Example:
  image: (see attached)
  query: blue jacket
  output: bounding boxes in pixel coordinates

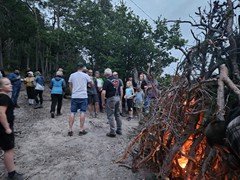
[35,76,45,86]
[8,73,21,87]
[50,77,66,94]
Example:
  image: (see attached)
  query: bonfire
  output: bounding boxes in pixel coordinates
[116,64,240,179]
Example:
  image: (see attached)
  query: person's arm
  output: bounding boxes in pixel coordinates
[120,86,123,101]
[0,106,12,134]
[101,90,106,108]
[49,79,53,89]
[69,82,72,94]
[62,79,66,88]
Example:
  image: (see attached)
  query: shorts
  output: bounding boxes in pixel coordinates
[0,132,15,151]
[127,99,133,111]
[71,98,88,113]
[134,102,143,109]
[88,94,99,105]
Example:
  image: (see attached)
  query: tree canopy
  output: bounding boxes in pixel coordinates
[0,0,186,81]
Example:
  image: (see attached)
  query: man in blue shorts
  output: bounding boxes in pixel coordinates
[68,63,93,136]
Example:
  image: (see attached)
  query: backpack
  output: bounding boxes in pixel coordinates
[107,79,120,96]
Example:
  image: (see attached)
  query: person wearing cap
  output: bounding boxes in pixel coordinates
[24,71,35,105]
[68,63,93,136]
[8,69,22,108]
[49,71,66,118]
[112,72,124,116]
[101,68,123,137]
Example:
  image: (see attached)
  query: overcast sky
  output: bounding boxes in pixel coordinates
[110,0,211,73]
[112,0,208,42]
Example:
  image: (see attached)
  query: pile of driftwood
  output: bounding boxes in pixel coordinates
[117,64,240,179]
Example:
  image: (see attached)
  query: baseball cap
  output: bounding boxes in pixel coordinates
[77,62,85,68]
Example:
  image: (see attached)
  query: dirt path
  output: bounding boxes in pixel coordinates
[0,89,147,180]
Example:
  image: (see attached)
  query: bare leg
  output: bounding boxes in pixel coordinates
[129,108,133,117]
[94,102,99,113]
[69,113,75,131]
[80,112,86,131]
[4,149,15,172]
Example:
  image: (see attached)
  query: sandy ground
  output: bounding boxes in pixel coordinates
[0,88,149,180]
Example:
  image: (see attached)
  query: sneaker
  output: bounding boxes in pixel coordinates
[106,133,116,137]
[34,104,40,109]
[79,130,88,136]
[39,104,43,108]
[116,130,122,135]
[56,113,62,116]
[8,172,24,180]
[94,112,98,118]
[128,117,133,121]
[51,112,55,118]
[68,131,73,136]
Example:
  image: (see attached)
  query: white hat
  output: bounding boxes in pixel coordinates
[104,68,112,75]
[28,71,33,75]
[56,71,63,76]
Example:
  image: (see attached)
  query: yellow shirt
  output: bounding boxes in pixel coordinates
[24,77,35,87]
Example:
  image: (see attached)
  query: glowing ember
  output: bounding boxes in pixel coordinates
[178,156,188,169]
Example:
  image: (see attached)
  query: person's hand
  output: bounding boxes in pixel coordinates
[102,102,105,108]
[5,128,12,134]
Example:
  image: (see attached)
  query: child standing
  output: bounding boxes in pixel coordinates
[0,78,23,180]
[134,86,144,120]
[124,81,135,121]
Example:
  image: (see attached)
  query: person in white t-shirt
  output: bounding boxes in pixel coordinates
[68,63,93,136]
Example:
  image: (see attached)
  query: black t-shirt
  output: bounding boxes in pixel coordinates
[102,76,122,98]
[137,80,147,91]
[0,94,15,133]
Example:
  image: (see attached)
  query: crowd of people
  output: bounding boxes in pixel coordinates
[0,64,160,179]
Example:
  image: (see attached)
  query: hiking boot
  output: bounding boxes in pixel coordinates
[51,112,55,118]
[79,130,88,136]
[8,172,24,180]
[68,131,73,136]
[116,130,122,135]
[106,133,116,137]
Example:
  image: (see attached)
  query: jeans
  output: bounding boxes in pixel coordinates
[106,96,122,134]
[11,85,21,105]
[51,94,63,114]
[70,98,88,113]
[144,96,149,112]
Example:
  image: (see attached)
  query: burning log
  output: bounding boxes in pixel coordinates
[116,65,240,179]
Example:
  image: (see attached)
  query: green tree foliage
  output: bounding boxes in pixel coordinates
[0,0,186,81]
